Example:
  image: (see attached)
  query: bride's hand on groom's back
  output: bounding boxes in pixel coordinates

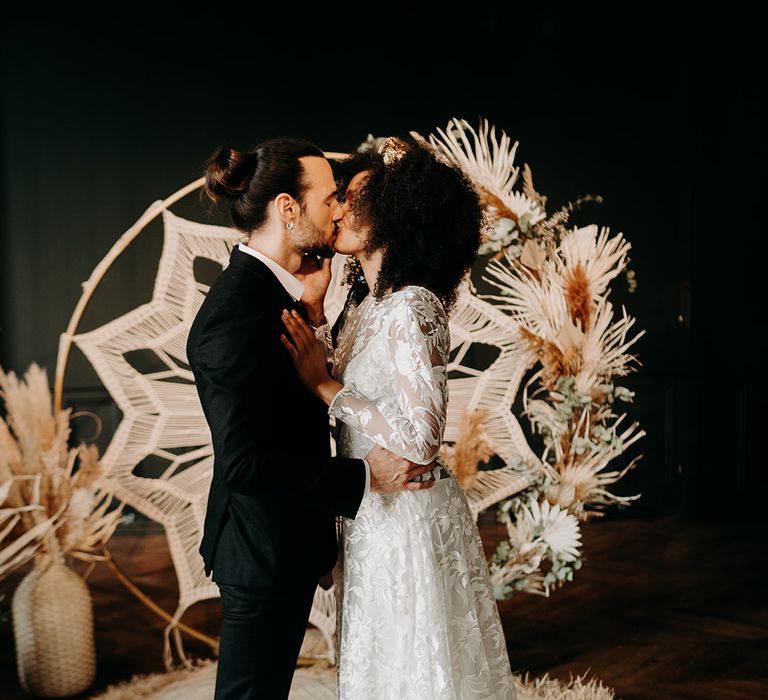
[366,446,438,493]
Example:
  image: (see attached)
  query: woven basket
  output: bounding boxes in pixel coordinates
[12,556,96,697]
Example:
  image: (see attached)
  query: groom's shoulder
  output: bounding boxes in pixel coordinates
[204,261,273,304]
[191,266,272,333]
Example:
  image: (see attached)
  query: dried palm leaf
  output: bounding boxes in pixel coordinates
[412,118,546,229]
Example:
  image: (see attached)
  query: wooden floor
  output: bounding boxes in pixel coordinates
[1,513,766,699]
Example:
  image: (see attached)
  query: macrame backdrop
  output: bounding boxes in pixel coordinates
[65,184,537,666]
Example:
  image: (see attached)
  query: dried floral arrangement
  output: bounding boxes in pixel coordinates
[0,363,123,578]
[364,119,645,598]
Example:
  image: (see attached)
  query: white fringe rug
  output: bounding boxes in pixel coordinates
[88,659,616,700]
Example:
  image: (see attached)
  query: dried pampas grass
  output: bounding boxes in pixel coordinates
[0,476,59,578]
[440,408,494,491]
[564,265,593,333]
[515,671,615,699]
[0,363,122,578]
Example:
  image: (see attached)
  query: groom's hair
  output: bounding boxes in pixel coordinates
[201,137,325,232]
[335,136,483,313]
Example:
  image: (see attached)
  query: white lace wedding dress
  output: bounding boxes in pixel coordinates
[325,285,517,700]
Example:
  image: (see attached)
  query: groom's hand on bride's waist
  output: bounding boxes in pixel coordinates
[365,446,438,493]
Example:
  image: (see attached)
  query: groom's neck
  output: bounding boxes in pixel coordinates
[245,232,302,275]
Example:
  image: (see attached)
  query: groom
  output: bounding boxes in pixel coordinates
[187,137,437,700]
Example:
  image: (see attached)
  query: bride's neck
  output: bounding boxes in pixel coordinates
[357,249,384,295]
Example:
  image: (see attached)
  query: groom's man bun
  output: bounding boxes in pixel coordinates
[204,147,257,200]
[201,138,325,233]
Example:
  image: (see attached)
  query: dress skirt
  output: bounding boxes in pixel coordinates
[334,472,517,700]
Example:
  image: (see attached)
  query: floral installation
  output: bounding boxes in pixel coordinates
[0,363,123,578]
[412,118,646,598]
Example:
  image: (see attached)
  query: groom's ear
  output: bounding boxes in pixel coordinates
[273,192,298,226]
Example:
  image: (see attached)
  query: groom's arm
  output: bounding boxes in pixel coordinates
[189,300,365,519]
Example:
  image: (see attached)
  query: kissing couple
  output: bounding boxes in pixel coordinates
[187,134,517,699]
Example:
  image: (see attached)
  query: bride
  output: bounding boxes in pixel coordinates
[280,136,517,699]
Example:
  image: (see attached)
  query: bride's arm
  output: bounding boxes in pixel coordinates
[326,289,449,465]
[280,288,448,465]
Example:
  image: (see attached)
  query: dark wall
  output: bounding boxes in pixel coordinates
[1,10,761,517]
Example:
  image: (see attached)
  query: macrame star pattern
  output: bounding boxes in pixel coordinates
[72,205,538,666]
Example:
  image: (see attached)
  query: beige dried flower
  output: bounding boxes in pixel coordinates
[0,363,123,577]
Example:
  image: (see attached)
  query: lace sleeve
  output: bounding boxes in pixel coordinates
[313,321,333,357]
[328,288,449,464]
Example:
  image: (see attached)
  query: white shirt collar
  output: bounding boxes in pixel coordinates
[237,243,304,302]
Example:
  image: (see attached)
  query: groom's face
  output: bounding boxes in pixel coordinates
[291,156,343,258]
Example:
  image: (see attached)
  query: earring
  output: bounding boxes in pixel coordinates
[286,222,295,230]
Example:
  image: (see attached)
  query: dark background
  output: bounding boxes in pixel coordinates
[0,8,763,520]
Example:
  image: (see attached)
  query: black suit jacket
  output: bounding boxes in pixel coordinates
[186,246,366,587]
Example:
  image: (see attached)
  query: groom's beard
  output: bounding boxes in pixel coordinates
[294,217,337,259]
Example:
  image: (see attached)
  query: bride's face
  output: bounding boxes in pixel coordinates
[334,170,371,256]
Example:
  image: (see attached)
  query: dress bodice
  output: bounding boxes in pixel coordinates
[328,285,450,466]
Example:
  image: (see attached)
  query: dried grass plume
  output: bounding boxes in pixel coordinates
[0,363,123,578]
[440,408,495,491]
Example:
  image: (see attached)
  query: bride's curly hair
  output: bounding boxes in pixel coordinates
[333,136,483,313]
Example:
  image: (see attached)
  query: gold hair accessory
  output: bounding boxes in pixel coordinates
[378,137,408,166]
